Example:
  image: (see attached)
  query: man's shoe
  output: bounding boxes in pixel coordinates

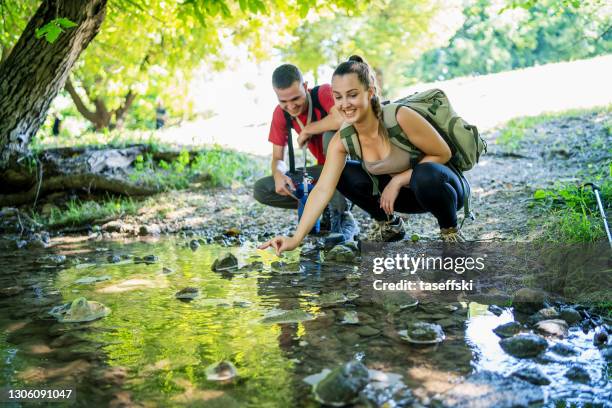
[440,227,466,243]
[367,215,405,242]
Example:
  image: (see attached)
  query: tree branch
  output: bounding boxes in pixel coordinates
[64,78,100,124]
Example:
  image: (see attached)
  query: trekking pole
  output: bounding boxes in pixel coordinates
[583,182,612,249]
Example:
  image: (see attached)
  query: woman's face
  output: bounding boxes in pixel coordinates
[332,73,373,124]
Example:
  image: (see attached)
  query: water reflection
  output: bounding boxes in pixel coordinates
[0,237,609,407]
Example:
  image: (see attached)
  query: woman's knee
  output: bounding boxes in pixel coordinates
[410,162,447,191]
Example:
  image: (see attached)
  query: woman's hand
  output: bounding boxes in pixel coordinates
[258,236,299,256]
[380,179,402,215]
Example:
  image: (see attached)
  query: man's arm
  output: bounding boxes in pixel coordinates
[297,106,343,148]
[271,144,296,198]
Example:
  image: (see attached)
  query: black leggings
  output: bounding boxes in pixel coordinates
[336,161,466,229]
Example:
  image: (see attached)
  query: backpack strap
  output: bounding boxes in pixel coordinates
[339,123,381,196]
[382,103,424,168]
[310,85,327,120]
[283,110,295,173]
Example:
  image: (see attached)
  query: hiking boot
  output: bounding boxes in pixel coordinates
[330,210,360,242]
[440,227,466,243]
[367,215,406,242]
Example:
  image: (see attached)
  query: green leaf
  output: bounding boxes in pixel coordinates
[533,189,548,200]
[55,17,77,28]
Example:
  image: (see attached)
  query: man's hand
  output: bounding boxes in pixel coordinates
[297,129,312,148]
[258,236,299,256]
[274,172,298,199]
[380,179,402,215]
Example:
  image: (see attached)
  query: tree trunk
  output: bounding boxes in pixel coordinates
[113,90,137,130]
[0,0,108,171]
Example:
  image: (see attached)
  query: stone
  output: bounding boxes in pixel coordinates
[189,239,200,251]
[311,361,369,407]
[535,319,568,338]
[559,307,581,325]
[487,304,504,316]
[0,286,24,298]
[326,244,357,263]
[499,334,548,358]
[564,365,590,384]
[527,307,560,325]
[593,326,609,346]
[512,288,547,314]
[549,342,579,356]
[261,309,315,324]
[107,255,121,264]
[356,325,380,337]
[139,224,161,236]
[511,367,551,385]
[600,346,612,362]
[212,253,238,272]
[143,255,158,264]
[493,322,522,338]
[175,287,199,300]
[435,371,544,408]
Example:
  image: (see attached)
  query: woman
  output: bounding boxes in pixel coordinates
[259,56,467,256]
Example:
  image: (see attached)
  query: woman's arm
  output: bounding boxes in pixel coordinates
[259,133,348,255]
[379,107,451,214]
[396,106,451,168]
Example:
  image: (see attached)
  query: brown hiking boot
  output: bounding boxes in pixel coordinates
[367,215,406,242]
[440,227,466,243]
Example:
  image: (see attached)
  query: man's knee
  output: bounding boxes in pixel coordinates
[253,176,273,205]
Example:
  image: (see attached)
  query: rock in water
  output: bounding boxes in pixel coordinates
[107,255,121,264]
[499,334,547,358]
[512,288,547,314]
[527,307,560,325]
[559,307,581,325]
[564,365,590,384]
[326,244,357,263]
[212,253,238,272]
[511,367,551,385]
[312,360,369,407]
[435,371,544,408]
[593,326,609,346]
[493,322,522,338]
[535,319,568,338]
[550,342,579,356]
[260,309,314,324]
[48,297,110,323]
[205,361,237,382]
[189,240,200,251]
[175,287,199,300]
[398,322,445,345]
[487,304,504,316]
[143,255,158,264]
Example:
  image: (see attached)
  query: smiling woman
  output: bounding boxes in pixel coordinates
[258,55,469,255]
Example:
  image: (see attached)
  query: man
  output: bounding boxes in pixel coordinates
[253,64,358,242]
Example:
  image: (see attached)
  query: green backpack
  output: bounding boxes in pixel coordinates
[339,88,487,225]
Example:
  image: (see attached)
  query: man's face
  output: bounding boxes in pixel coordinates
[274,81,308,117]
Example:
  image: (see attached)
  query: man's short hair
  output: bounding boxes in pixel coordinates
[272,64,303,89]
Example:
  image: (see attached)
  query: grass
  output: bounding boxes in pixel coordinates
[31,196,139,228]
[495,104,612,151]
[531,173,611,243]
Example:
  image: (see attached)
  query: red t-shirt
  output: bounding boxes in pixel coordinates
[268,84,335,165]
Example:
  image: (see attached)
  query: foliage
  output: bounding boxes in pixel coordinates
[404,0,611,83]
[31,196,139,228]
[34,17,77,43]
[279,0,457,94]
[130,145,266,189]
